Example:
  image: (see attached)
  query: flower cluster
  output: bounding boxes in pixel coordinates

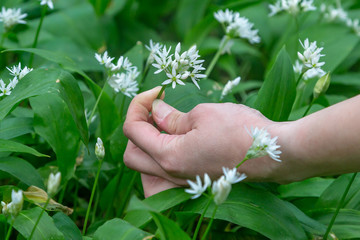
[245,127,282,162]
[0,63,33,97]
[220,76,241,100]
[95,51,140,98]
[151,43,206,89]
[268,0,316,16]
[1,189,24,219]
[185,167,246,205]
[145,39,163,64]
[0,7,27,31]
[214,9,260,44]
[40,0,54,9]
[295,38,326,80]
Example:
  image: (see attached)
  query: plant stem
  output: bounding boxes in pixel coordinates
[29,6,47,67]
[302,98,315,117]
[119,94,127,119]
[156,85,166,99]
[236,156,249,168]
[29,197,51,240]
[140,59,151,87]
[296,71,305,87]
[91,185,100,224]
[200,205,218,240]
[5,219,14,240]
[192,197,213,240]
[323,173,358,239]
[205,36,230,77]
[82,158,103,235]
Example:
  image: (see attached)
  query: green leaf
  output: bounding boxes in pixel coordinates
[150,212,191,240]
[0,157,44,188]
[0,139,49,157]
[184,184,307,239]
[88,0,111,16]
[0,117,33,139]
[13,207,64,240]
[278,177,334,198]
[124,188,190,228]
[0,68,88,145]
[30,94,81,181]
[254,46,296,121]
[53,212,82,240]
[93,218,152,240]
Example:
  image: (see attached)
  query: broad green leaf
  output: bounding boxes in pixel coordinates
[53,212,82,240]
[151,212,191,240]
[124,188,191,228]
[254,46,296,121]
[0,68,88,145]
[88,0,111,16]
[0,117,33,139]
[0,157,44,188]
[30,94,81,181]
[278,177,334,198]
[184,184,307,239]
[0,139,49,157]
[13,207,64,240]
[93,218,152,240]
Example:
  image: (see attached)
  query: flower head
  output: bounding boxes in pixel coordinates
[0,7,27,30]
[185,173,211,199]
[222,167,247,184]
[220,76,241,100]
[0,79,12,97]
[145,39,163,63]
[245,127,282,162]
[40,0,54,9]
[7,63,33,80]
[268,0,316,17]
[212,176,232,205]
[95,51,115,69]
[95,137,105,160]
[47,172,61,196]
[2,189,24,219]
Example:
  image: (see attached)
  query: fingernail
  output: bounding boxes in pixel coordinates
[152,99,172,121]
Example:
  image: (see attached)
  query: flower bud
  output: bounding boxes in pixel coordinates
[95,137,105,160]
[3,190,24,219]
[313,72,331,100]
[212,176,231,205]
[47,172,61,197]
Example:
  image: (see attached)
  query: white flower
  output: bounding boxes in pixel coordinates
[7,63,33,80]
[3,190,24,218]
[145,39,162,63]
[245,127,282,162]
[214,9,235,25]
[347,19,360,37]
[108,72,139,98]
[95,51,114,69]
[162,66,185,89]
[212,176,232,205]
[111,56,124,72]
[0,7,27,30]
[189,66,206,89]
[152,46,172,74]
[268,0,316,16]
[324,5,348,22]
[222,167,247,184]
[293,60,303,74]
[269,1,283,17]
[1,201,9,215]
[47,172,61,196]
[300,0,316,12]
[297,38,326,79]
[226,14,260,44]
[0,79,12,97]
[185,173,211,199]
[40,0,54,9]
[303,67,326,80]
[220,76,241,100]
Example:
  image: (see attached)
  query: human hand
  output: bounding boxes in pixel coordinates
[123,87,306,196]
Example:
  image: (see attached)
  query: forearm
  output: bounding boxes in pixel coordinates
[277,95,360,182]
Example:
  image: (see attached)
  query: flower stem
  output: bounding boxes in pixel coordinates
[88,79,108,127]
[140,59,151,86]
[296,71,305,87]
[205,36,230,77]
[29,6,47,67]
[236,156,249,168]
[323,172,358,239]
[156,85,166,99]
[200,205,218,240]
[192,197,213,240]
[5,219,14,240]
[29,197,51,240]
[83,158,103,235]
[302,98,315,117]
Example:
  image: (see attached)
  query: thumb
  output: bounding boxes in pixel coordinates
[152,99,192,134]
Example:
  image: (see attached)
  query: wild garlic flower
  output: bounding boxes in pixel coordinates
[245,127,281,162]
[222,167,247,184]
[268,0,316,17]
[7,63,33,80]
[347,19,360,37]
[95,51,140,98]
[321,4,348,22]
[297,38,326,80]
[214,9,260,44]
[220,76,241,100]
[0,7,27,30]
[2,189,24,219]
[0,79,12,97]
[152,43,206,89]
[95,137,105,160]
[212,176,231,205]
[185,173,211,199]
[40,0,54,9]
[145,39,163,64]
[47,172,61,196]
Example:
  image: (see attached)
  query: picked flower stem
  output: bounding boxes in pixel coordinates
[28,196,51,240]
[200,205,218,240]
[205,36,230,77]
[156,85,166,99]
[323,172,357,239]
[29,6,47,67]
[236,156,249,168]
[192,197,213,240]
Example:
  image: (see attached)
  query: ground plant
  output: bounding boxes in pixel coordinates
[0,0,360,239]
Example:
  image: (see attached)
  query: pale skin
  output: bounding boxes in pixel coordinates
[123,87,360,197]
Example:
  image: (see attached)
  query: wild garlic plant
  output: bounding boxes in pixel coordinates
[0,63,33,98]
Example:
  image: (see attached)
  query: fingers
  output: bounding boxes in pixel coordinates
[141,174,180,198]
